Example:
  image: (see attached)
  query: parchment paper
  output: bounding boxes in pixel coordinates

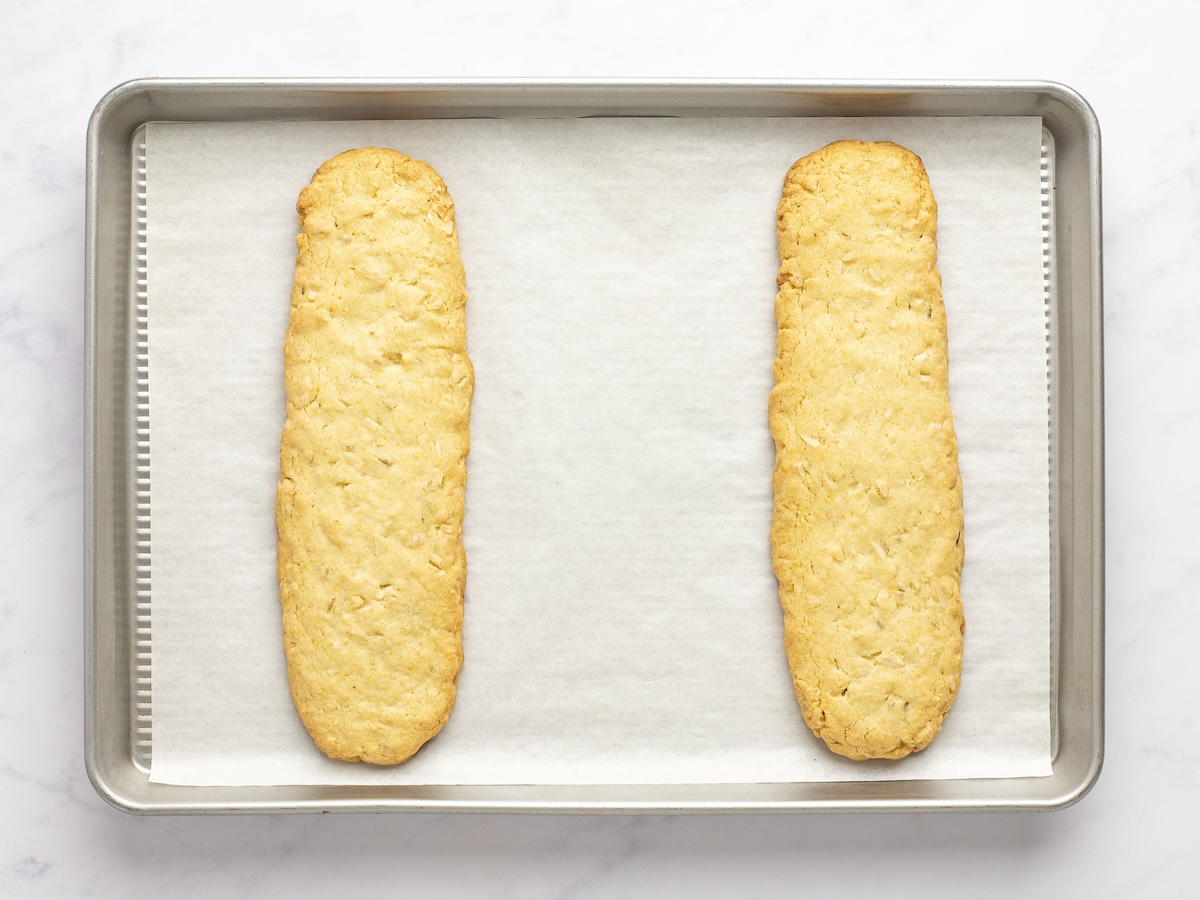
[145,116,1051,786]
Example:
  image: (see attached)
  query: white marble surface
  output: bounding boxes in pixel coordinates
[0,0,1195,895]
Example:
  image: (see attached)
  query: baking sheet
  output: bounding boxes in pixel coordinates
[144,116,1051,786]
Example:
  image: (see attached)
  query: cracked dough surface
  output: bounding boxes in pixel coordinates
[770,140,964,761]
[276,147,472,765]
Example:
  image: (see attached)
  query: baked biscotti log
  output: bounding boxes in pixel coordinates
[770,140,964,761]
[276,147,472,765]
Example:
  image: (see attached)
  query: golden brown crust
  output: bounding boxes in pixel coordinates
[276,147,472,764]
[770,140,964,761]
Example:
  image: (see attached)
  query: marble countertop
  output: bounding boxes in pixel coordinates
[2,0,1196,895]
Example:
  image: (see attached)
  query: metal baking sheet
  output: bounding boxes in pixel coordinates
[85,79,1103,814]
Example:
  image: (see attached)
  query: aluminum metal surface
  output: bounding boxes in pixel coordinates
[85,79,1103,815]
